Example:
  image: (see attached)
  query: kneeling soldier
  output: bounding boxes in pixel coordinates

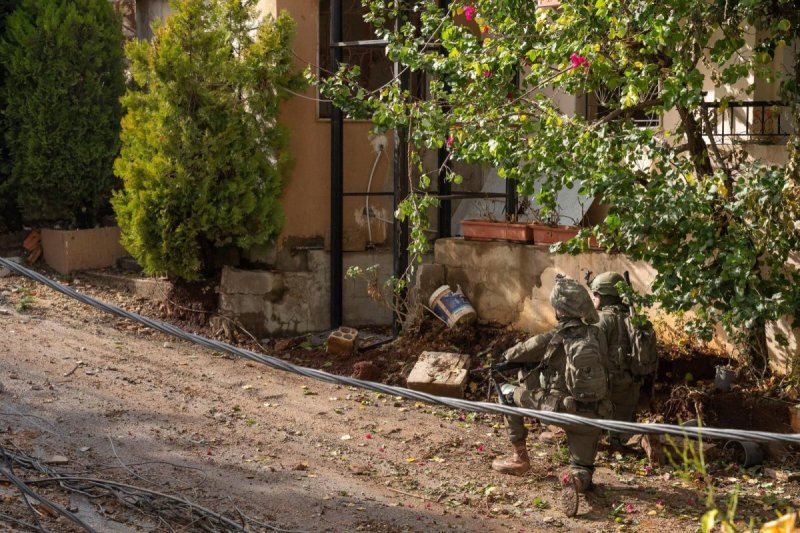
[491,275,612,517]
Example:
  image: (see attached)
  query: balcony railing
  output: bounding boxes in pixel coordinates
[700,100,792,144]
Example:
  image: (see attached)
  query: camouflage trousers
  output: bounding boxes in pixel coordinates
[609,376,641,444]
[505,387,602,479]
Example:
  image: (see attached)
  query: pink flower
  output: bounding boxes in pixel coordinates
[477,444,486,453]
[378,446,385,452]
[570,53,589,70]
[365,433,373,440]
[625,503,635,514]
[463,5,476,21]
[446,135,454,148]
[483,70,492,78]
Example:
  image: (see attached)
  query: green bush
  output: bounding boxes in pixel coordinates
[2,0,125,228]
[113,0,304,281]
[0,0,22,232]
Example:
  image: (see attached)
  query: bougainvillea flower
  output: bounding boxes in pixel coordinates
[483,69,491,78]
[446,135,454,147]
[463,5,476,21]
[570,53,589,70]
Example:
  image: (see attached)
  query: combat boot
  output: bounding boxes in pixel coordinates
[560,469,592,517]
[491,440,530,475]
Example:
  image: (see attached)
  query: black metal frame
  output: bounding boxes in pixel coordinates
[700,100,791,142]
[328,0,516,330]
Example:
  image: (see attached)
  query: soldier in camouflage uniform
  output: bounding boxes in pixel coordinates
[590,271,637,446]
[491,275,611,517]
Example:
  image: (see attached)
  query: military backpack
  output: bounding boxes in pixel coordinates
[623,315,659,377]
[549,325,608,403]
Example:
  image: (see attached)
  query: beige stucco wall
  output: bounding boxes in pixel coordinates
[429,238,741,355]
[272,0,393,250]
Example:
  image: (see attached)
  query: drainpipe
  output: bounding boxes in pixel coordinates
[437,0,452,238]
[330,0,344,329]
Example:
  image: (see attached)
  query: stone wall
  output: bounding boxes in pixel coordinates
[218,248,394,337]
[219,249,330,337]
[422,238,800,374]
[426,238,655,333]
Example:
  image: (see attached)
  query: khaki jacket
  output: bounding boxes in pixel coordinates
[596,304,633,384]
[503,318,607,394]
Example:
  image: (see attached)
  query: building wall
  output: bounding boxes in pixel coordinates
[272,0,394,250]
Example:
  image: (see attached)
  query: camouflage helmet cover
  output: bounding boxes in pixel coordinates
[549,275,599,323]
[590,271,625,297]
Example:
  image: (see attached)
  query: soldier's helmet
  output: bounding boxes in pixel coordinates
[589,271,625,297]
[550,274,599,323]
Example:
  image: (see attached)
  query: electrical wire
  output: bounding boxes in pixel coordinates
[1,257,798,445]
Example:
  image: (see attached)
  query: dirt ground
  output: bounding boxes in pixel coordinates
[1,270,799,532]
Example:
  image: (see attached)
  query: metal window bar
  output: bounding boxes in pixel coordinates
[328,0,516,331]
[700,100,791,144]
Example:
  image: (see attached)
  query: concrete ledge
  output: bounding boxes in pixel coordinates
[434,238,654,332]
[78,270,171,302]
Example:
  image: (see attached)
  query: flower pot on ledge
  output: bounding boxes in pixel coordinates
[529,224,580,245]
[461,219,533,243]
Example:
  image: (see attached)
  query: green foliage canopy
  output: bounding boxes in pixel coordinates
[2,0,124,228]
[113,0,305,281]
[320,0,800,359]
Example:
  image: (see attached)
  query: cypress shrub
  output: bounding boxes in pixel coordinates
[113,0,304,281]
[2,0,125,228]
[0,0,21,232]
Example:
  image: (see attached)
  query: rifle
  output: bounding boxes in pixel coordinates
[470,361,533,406]
[623,270,635,317]
[469,360,530,375]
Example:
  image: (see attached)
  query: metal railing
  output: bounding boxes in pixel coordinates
[700,100,792,143]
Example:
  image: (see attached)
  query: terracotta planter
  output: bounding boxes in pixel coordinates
[461,219,533,243]
[41,227,129,275]
[529,224,580,245]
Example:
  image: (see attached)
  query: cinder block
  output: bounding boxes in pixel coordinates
[220,266,284,299]
[327,327,359,356]
[406,351,471,398]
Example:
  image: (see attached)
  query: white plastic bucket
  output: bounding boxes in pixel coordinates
[428,285,476,328]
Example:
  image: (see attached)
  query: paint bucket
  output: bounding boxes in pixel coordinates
[723,440,764,467]
[714,366,735,392]
[428,285,476,328]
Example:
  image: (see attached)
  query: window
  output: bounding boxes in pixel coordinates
[318,0,394,119]
[585,85,660,128]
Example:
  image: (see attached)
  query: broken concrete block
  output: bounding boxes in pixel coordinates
[406,351,471,398]
[327,327,359,356]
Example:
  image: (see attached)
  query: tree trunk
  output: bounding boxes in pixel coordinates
[747,319,770,377]
[676,105,713,177]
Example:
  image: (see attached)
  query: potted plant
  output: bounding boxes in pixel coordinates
[461,201,533,243]
[524,207,580,245]
[3,0,126,274]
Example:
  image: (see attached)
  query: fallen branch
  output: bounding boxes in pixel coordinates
[386,486,435,502]
[2,446,305,533]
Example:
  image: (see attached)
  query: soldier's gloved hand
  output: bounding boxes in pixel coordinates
[500,383,517,406]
